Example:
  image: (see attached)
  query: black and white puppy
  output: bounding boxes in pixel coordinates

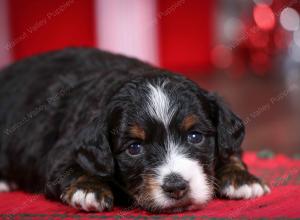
[0,48,270,213]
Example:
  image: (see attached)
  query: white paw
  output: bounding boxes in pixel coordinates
[62,190,112,212]
[222,183,270,199]
[0,181,15,192]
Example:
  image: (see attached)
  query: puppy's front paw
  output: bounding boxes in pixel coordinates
[61,176,113,212]
[218,170,270,199]
[62,189,113,212]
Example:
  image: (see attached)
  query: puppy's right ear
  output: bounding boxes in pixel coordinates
[207,93,245,160]
[74,118,114,178]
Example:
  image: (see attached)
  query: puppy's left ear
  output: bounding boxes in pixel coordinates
[208,93,245,160]
[74,118,114,178]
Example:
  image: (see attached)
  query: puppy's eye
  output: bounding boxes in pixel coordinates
[187,131,203,144]
[127,143,143,156]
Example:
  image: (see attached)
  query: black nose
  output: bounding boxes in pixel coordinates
[161,173,188,200]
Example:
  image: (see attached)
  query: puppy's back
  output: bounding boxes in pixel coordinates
[0,47,152,190]
[0,47,147,134]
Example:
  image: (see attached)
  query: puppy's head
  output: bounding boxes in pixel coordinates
[76,73,245,213]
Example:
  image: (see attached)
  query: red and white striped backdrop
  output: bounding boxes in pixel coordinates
[0,0,214,76]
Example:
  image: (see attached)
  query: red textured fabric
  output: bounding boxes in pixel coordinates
[0,152,300,219]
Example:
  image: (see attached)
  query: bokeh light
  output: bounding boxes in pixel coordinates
[253,4,275,30]
[280,7,300,31]
[223,17,244,42]
[249,30,269,48]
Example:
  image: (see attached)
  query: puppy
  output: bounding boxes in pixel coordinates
[0,48,270,213]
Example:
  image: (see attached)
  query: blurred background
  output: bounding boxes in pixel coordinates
[0,0,299,155]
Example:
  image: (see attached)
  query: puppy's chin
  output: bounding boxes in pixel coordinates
[137,197,209,214]
[134,188,213,213]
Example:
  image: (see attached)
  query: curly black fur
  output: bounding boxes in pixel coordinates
[0,47,266,213]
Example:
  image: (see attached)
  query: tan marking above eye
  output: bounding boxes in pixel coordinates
[129,124,146,140]
[181,114,199,131]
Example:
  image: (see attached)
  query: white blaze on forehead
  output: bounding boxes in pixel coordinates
[147,83,175,126]
[153,138,212,207]
[146,82,212,208]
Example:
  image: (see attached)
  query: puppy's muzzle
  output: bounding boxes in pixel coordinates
[161,173,188,200]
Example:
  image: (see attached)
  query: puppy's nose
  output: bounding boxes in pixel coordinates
[162,173,188,200]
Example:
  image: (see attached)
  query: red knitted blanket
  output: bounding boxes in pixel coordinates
[0,152,299,219]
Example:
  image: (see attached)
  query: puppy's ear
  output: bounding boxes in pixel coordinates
[74,118,114,178]
[208,93,245,160]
